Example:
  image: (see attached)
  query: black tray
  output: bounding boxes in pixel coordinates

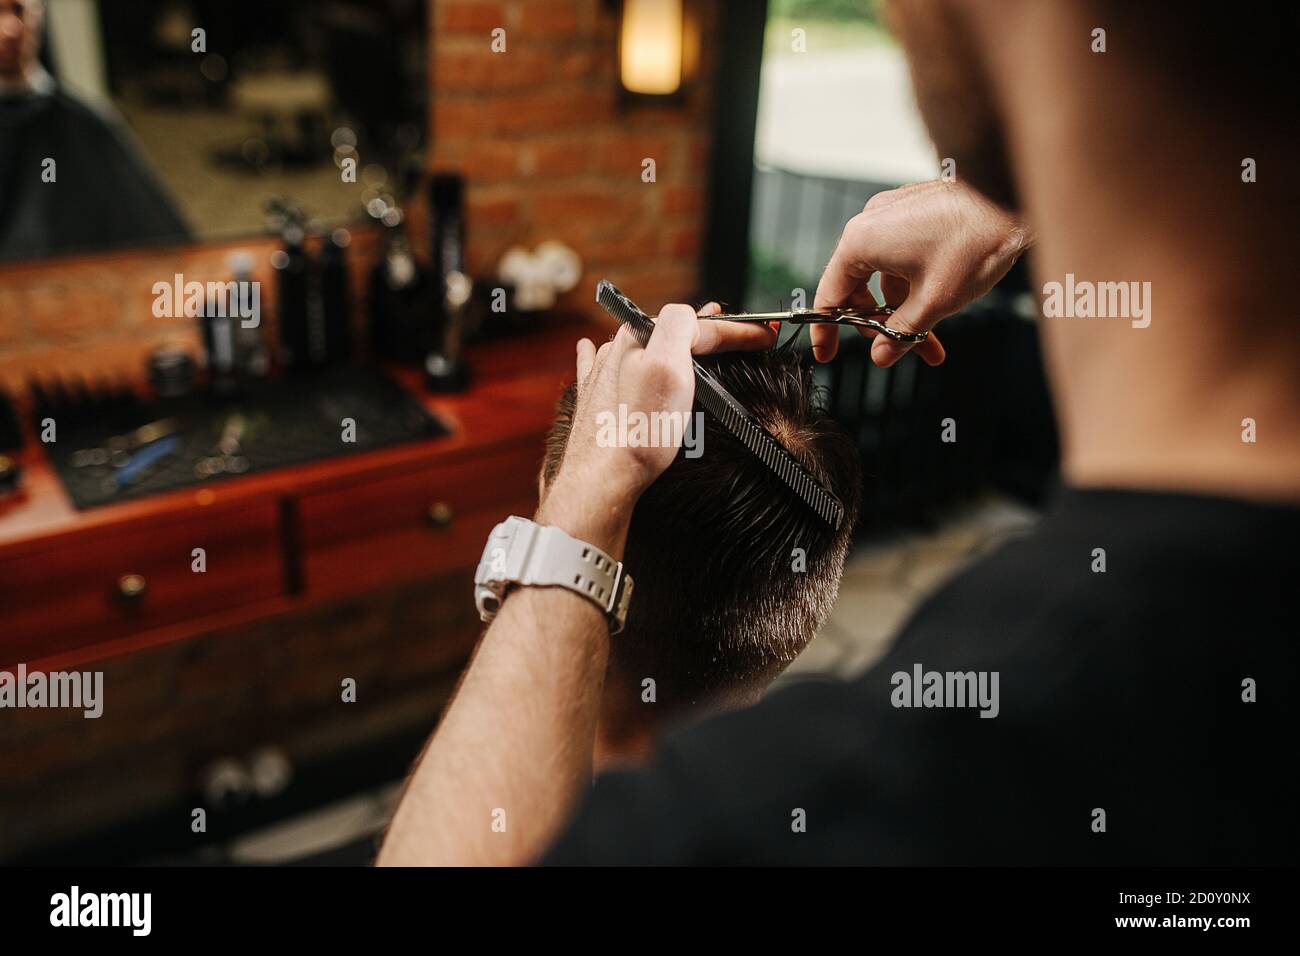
[43,367,448,510]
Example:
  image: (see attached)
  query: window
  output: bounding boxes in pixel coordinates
[747,1,937,307]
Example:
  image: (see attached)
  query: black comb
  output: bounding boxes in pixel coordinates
[595,280,844,530]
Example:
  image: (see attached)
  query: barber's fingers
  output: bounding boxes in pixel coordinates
[644,303,698,365]
[687,300,778,353]
[815,236,875,313]
[575,337,596,384]
[693,318,777,354]
[872,273,946,367]
[879,272,909,310]
[869,291,947,368]
[813,230,879,362]
[591,324,636,372]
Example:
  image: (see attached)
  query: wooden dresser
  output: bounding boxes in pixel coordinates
[0,318,597,861]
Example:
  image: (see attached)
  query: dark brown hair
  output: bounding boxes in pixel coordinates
[543,347,862,708]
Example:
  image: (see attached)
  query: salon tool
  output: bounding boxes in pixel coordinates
[424,269,472,393]
[595,280,844,530]
[195,413,250,478]
[44,368,446,511]
[273,219,312,371]
[229,252,270,379]
[71,418,180,469]
[110,434,182,492]
[317,228,353,366]
[200,280,238,392]
[148,346,197,398]
[429,172,468,337]
[697,306,929,344]
[424,173,473,392]
[369,209,433,362]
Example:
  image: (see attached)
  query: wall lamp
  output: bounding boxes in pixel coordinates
[610,0,698,104]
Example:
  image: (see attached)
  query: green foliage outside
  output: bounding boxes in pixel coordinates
[764,0,893,55]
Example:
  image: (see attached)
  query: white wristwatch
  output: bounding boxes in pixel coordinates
[473,516,634,634]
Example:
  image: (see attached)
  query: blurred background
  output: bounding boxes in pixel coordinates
[0,0,1055,864]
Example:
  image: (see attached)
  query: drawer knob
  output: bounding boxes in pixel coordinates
[425,501,455,529]
[116,573,148,602]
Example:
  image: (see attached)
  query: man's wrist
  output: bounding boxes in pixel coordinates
[535,472,635,559]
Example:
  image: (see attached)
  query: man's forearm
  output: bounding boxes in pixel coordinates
[377,483,629,866]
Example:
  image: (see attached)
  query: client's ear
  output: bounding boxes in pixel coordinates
[537,467,548,506]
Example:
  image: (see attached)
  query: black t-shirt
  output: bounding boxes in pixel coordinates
[542,488,1299,865]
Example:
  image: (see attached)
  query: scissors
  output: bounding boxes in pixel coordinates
[699,306,929,344]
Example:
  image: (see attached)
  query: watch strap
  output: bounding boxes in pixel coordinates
[474,516,633,633]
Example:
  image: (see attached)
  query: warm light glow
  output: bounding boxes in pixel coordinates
[620,0,683,96]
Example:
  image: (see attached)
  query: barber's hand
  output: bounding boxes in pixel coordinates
[539,304,773,549]
[813,179,1034,366]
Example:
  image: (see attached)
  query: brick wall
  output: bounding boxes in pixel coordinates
[0,0,721,390]
[431,0,716,321]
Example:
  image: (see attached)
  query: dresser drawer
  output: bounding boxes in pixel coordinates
[298,443,543,595]
[1,500,284,665]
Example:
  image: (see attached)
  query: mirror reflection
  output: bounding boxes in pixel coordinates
[0,0,427,262]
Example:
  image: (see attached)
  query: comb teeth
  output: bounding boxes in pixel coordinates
[595,280,655,346]
[594,280,844,530]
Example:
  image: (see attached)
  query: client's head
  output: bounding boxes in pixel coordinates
[542,346,862,717]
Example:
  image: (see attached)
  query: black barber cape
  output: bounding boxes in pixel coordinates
[0,81,189,261]
[543,488,1299,865]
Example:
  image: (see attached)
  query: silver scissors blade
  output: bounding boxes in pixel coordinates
[703,307,929,344]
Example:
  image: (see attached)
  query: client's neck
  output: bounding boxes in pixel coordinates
[593,716,654,774]
[593,672,753,773]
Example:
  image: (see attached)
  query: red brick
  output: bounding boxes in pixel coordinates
[483,89,614,134]
[435,98,489,138]
[435,47,556,91]
[528,137,596,178]
[469,191,522,226]
[663,184,703,215]
[665,225,701,258]
[597,132,676,177]
[587,262,700,310]
[552,48,603,82]
[689,139,712,172]
[518,0,584,38]
[457,139,526,181]
[533,185,618,225]
[466,235,516,277]
[0,286,25,348]
[438,0,506,34]
[530,187,640,232]
[25,279,124,344]
[579,220,662,262]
